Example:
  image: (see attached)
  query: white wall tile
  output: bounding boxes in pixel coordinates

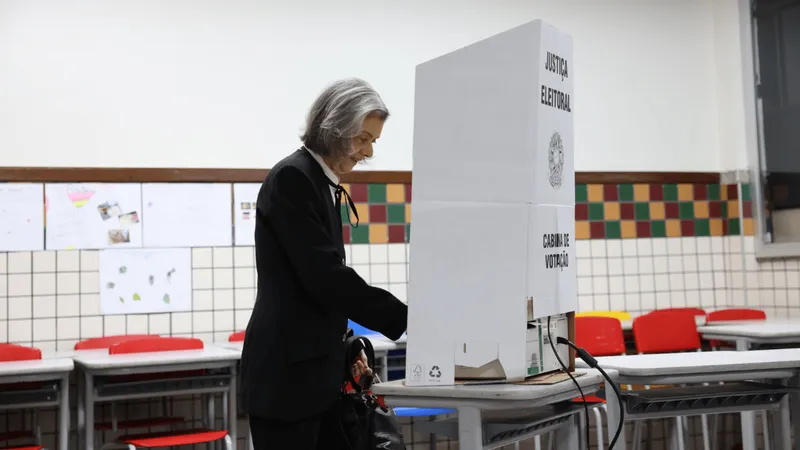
[8,319,32,342]
[8,274,32,296]
[33,318,56,341]
[0,254,6,274]
[56,251,80,272]
[33,251,56,272]
[192,248,213,268]
[33,273,56,296]
[233,246,254,267]
[8,296,32,319]
[213,247,233,267]
[214,289,235,310]
[57,294,80,317]
[213,268,234,289]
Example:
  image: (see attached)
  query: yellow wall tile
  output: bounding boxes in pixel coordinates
[340,183,350,192]
[666,219,682,237]
[620,221,636,238]
[386,184,405,203]
[709,219,723,236]
[678,184,694,201]
[354,203,370,223]
[604,202,620,220]
[587,184,604,202]
[694,201,709,219]
[369,224,388,244]
[633,184,650,202]
[575,221,590,240]
[649,202,666,220]
[405,203,411,223]
[728,200,739,218]
[743,218,754,235]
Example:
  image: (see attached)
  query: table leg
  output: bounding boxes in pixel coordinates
[789,372,800,450]
[76,370,84,450]
[735,339,757,450]
[229,365,238,447]
[553,411,580,450]
[207,395,216,450]
[59,374,69,450]
[604,388,627,450]
[456,406,483,450]
[84,372,95,450]
[771,378,791,450]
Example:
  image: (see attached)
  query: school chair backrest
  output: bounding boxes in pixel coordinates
[707,308,766,322]
[575,316,626,357]
[228,331,245,342]
[109,337,204,355]
[0,343,42,362]
[348,320,377,336]
[74,334,160,350]
[575,310,632,322]
[650,307,706,318]
[633,311,701,354]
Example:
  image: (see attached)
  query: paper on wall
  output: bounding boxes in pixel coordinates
[233,183,260,246]
[0,183,45,252]
[45,183,143,250]
[99,247,192,315]
[142,183,233,248]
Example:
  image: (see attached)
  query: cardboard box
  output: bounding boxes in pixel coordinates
[406,19,576,386]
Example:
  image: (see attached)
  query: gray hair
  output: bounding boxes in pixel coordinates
[301,78,389,160]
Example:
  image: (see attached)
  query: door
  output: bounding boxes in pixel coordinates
[755,0,800,209]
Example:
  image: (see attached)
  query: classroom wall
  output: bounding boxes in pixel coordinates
[0,0,751,172]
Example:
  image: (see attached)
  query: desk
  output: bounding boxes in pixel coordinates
[0,358,73,450]
[73,345,241,450]
[698,320,800,349]
[372,369,609,450]
[591,349,800,450]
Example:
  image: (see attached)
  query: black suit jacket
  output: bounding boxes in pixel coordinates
[240,149,408,420]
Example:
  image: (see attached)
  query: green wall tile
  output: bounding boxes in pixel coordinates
[605,221,621,239]
[588,203,604,221]
[651,220,667,237]
[679,202,695,219]
[634,202,650,220]
[351,225,370,244]
[742,183,752,201]
[387,204,405,223]
[695,219,711,236]
[368,184,387,203]
[405,224,411,242]
[663,184,678,201]
[619,184,634,202]
[728,218,741,235]
[708,184,721,201]
[575,184,588,203]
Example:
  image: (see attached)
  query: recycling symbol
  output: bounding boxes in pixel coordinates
[429,366,442,378]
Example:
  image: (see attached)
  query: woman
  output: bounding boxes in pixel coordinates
[240,78,408,449]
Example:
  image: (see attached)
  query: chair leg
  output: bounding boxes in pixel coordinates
[701,414,711,450]
[761,411,770,450]
[632,421,641,450]
[593,407,605,450]
[674,417,685,450]
[534,434,542,450]
[224,434,233,450]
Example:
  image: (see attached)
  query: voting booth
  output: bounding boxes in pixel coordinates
[406,19,577,386]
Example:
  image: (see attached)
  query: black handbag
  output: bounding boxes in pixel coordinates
[337,332,407,450]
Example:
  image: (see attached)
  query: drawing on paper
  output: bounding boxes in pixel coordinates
[46,183,143,250]
[233,183,262,246]
[100,248,191,315]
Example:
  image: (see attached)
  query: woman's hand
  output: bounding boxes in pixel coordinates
[351,350,373,379]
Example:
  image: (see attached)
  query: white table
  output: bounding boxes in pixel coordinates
[0,358,73,450]
[699,320,800,349]
[590,349,800,450]
[72,345,241,450]
[372,369,609,450]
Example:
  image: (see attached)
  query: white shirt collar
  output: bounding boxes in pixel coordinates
[304,146,339,186]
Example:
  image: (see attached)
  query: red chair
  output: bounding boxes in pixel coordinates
[572,317,627,449]
[228,331,245,342]
[74,334,158,350]
[74,335,185,436]
[108,337,232,450]
[0,345,45,450]
[633,311,701,354]
[706,308,766,348]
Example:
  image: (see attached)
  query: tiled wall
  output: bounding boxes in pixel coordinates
[0,177,797,450]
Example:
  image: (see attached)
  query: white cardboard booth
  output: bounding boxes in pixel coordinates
[406,19,577,387]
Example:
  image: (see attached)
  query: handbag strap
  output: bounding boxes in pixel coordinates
[343,333,375,393]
